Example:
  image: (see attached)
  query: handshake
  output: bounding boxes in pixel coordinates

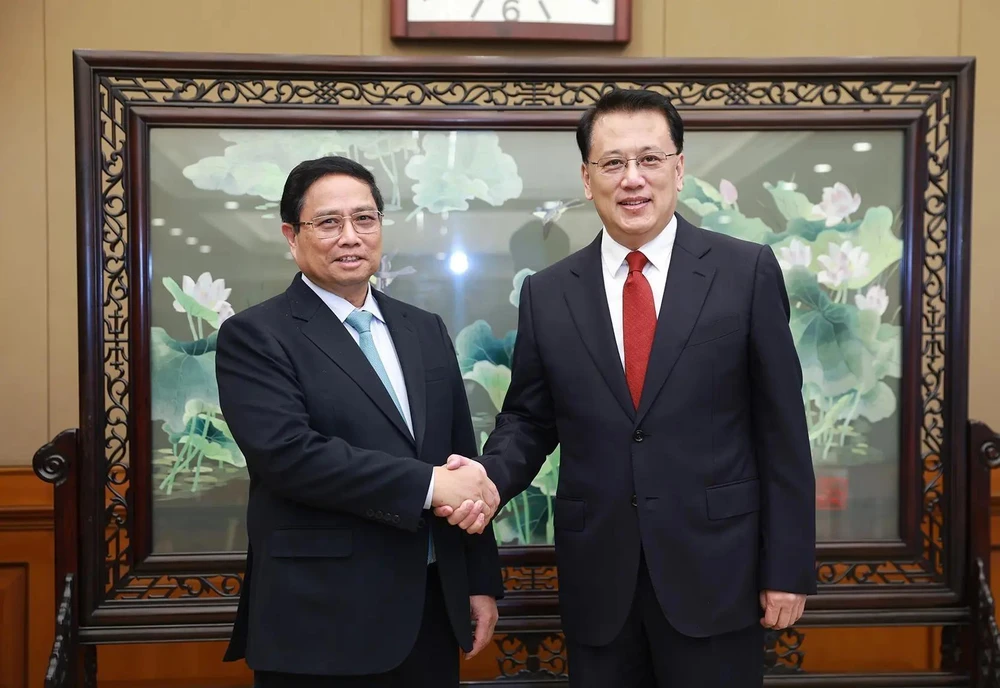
[430,455,500,535]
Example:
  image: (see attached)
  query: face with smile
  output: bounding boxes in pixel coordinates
[581,109,685,250]
[281,173,382,308]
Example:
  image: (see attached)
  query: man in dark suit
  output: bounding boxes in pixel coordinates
[438,89,817,686]
[216,156,504,687]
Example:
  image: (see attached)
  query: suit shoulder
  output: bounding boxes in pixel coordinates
[377,291,439,324]
[696,224,770,260]
[515,241,596,288]
[218,291,290,334]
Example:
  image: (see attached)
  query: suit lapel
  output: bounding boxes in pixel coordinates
[564,234,636,421]
[288,276,415,447]
[635,217,715,425]
[374,292,426,456]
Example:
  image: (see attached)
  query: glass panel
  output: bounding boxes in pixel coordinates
[148,127,904,553]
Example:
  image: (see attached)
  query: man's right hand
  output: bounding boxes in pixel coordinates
[431,456,499,534]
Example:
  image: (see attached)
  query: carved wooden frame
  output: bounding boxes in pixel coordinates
[44,50,978,681]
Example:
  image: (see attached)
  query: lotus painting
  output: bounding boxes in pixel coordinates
[148,126,904,553]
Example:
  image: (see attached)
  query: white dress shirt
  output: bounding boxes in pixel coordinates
[600,213,677,369]
[300,275,435,509]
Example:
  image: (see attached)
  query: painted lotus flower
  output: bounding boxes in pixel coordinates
[719,179,738,205]
[817,240,870,288]
[778,238,812,271]
[855,284,889,315]
[173,272,231,314]
[813,182,862,227]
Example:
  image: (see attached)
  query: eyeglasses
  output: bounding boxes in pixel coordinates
[589,151,679,176]
[294,210,384,239]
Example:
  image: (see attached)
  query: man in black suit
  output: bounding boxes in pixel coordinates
[216,156,504,687]
[438,89,817,686]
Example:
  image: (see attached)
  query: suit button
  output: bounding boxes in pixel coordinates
[633,430,644,442]
[375,510,383,519]
[631,494,638,507]
[393,515,400,524]
[417,517,426,529]
[366,509,374,518]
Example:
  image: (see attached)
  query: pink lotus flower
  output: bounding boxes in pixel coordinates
[778,239,812,271]
[719,179,738,206]
[855,285,889,315]
[172,272,231,313]
[813,183,861,227]
[817,241,870,288]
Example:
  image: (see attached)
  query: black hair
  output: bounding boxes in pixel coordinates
[575,88,684,162]
[279,155,385,230]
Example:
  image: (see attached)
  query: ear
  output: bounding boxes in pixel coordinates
[675,153,685,193]
[581,162,594,201]
[281,223,298,254]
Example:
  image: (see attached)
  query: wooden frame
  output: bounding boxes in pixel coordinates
[36,50,987,683]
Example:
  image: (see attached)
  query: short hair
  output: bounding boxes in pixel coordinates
[575,88,685,162]
[279,155,385,230]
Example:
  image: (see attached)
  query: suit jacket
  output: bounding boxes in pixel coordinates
[216,273,503,676]
[483,214,816,646]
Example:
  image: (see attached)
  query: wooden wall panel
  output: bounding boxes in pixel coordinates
[97,643,251,686]
[0,469,54,688]
[0,566,28,688]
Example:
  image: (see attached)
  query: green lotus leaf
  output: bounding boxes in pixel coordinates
[463,361,511,412]
[455,320,515,374]
[530,445,561,497]
[763,181,820,222]
[162,277,220,328]
[855,381,897,423]
[151,327,220,433]
[785,269,882,398]
[700,209,774,244]
[405,132,522,215]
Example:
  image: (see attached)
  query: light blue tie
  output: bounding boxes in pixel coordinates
[344,309,406,423]
[344,309,433,563]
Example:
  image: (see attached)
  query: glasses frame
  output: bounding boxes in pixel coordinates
[293,210,385,238]
[588,151,680,175]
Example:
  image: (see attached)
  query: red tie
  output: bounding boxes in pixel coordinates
[623,250,656,408]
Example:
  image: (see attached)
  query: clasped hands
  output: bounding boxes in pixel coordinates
[431,455,496,535]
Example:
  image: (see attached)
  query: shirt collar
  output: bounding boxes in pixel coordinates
[300,274,385,325]
[600,213,677,278]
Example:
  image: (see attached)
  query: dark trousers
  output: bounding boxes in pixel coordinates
[254,564,458,688]
[568,551,763,688]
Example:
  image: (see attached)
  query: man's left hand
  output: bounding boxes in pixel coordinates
[759,590,806,630]
[467,595,499,659]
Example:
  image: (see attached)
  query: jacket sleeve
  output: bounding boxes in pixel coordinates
[749,245,818,595]
[435,315,505,599]
[215,313,433,532]
[481,274,559,507]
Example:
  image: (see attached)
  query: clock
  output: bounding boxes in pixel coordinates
[390,0,631,43]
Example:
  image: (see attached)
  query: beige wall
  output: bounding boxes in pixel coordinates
[1,0,996,465]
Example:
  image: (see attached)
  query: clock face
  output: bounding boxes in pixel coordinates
[407,0,616,26]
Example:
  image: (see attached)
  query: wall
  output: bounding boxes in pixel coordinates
[0,0,997,683]
[4,1,997,462]
[0,469,55,688]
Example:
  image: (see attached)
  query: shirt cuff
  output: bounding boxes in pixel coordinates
[423,471,435,510]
